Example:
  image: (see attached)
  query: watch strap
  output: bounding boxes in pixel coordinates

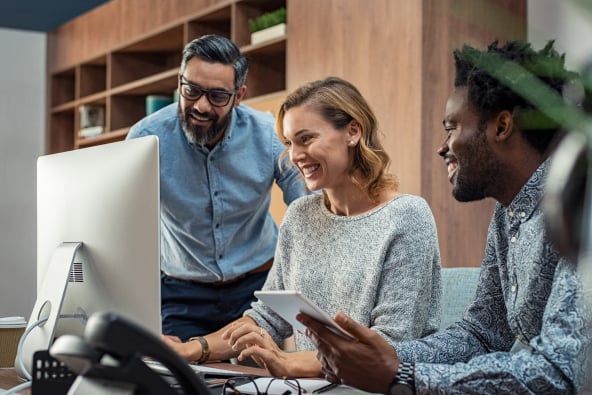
[390,361,415,394]
[188,336,210,363]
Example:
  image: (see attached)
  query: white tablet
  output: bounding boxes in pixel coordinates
[254,290,355,340]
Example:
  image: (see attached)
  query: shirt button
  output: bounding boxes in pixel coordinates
[511,285,517,293]
[509,211,514,217]
[218,254,223,259]
[214,191,218,196]
[215,223,220,229]
[511,236,517,243]
[520,212,526,218]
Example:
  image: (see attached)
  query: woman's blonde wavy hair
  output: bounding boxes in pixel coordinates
[276,76,398,202]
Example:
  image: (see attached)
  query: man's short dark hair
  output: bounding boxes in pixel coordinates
[453,40,581,154]
[180,34,249,90]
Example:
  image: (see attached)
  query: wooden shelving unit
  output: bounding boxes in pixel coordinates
[47,0,287,154]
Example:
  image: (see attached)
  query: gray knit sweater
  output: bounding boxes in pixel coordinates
[245,193,442,351]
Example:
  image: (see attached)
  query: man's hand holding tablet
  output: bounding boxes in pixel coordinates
[254,290,355,341]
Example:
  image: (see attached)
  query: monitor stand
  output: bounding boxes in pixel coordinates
[15,242,83,379]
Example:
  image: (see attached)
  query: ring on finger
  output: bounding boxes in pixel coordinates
[260,328,265,338]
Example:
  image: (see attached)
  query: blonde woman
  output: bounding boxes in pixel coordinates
[163,77,441,378]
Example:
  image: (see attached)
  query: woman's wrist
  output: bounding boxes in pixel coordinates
[288,351,323,377]
[187,336,210,363]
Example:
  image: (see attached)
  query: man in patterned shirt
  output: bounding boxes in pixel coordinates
[298,40,592,394]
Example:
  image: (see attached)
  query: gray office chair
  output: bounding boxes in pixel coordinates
[439,267,481,331]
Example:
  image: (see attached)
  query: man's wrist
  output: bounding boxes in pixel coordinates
[188,336,210,363]
[388,361,415,395]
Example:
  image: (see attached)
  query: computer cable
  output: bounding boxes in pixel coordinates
[14,314,86,381]
[0,380,31,395]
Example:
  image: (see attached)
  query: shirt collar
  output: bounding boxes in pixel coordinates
[217,107,238,149]
[506,159,550,220]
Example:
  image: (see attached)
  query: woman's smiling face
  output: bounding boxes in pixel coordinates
[282,105,356,192]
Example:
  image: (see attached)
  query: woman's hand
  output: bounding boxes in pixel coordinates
[222,322,293,376]
[222,323,322,377]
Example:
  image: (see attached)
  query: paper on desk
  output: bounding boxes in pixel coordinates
[234,377,362,395]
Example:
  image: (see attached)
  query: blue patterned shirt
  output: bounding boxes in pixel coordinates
[127,103,307,282]
[395,160,591,394]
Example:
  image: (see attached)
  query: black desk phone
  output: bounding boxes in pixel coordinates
[49,311,212,395]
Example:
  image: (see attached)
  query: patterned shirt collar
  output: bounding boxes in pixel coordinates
[506,159,549,221]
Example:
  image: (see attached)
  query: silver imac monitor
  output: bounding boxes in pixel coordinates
[16,135,162,378]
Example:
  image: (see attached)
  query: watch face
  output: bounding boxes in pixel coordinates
[390,383,414,395]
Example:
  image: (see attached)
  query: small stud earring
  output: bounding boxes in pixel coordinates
[348,141,354,146]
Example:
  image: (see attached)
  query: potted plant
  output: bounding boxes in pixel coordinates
[248,7,287,45]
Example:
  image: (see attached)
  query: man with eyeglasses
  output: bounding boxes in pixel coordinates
[126,34,307,345]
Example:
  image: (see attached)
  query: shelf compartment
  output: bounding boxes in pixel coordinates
[233,0,286,47]
[109,69,178,135]
[110,52,181,89]
[109,94,170,133]
[78,56,107,99]
[48,111,75,153]
[76,96,107,141]
[242,38,286,98]
[187,4,232,41]
[109,69,179,97]
[50,68,76,107]
[110,25,184,89]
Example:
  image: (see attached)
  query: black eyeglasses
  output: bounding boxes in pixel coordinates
[179,76,237,107]
[222,376,302,395]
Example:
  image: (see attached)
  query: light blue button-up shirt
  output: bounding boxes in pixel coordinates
[127,103,306,282]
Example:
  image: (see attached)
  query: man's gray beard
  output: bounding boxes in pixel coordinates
[180,105,232,147]
[183,123,221,146]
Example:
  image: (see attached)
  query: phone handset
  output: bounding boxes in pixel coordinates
[49,311,211,395]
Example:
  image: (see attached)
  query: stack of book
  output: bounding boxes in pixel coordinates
[78,104,105,139]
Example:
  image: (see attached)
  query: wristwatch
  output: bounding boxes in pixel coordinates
[188,336,210,364]
[388,361,415,395]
